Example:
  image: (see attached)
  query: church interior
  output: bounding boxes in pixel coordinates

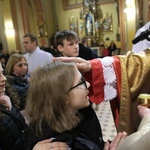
[0,0,150,148]
[0,0,149,55]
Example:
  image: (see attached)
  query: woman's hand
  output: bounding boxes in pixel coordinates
[0,95,12,110]
[138,105,150,118]
[104,132,127,150]
[32,138,69,150]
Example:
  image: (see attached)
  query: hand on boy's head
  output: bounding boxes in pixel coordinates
[137,105,150,118]
[0,95,12,110]
[53,57,92,72]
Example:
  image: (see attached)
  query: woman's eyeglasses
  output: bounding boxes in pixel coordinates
[67,76,87,93]
[17,63,28,67]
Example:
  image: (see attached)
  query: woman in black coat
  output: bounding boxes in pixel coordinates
[0,62,27,150]
[108,40,117,56]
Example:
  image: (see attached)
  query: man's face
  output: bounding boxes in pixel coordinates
[23,37,36,53]
[57,39,79,57]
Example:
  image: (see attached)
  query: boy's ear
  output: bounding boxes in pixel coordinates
[57,45,63,52]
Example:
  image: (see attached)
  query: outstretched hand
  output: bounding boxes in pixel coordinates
[138,105,150,118]
[53,57,92,73]
[104,132,127,150]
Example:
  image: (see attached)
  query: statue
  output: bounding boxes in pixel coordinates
[37,20,47,37]
[94,19,100,32]
[85,13,93,36]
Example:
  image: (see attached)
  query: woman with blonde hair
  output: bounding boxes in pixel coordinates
[5,53,29,110]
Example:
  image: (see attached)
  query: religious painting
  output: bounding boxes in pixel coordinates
[101,13,113,32]
[69,16,78,34]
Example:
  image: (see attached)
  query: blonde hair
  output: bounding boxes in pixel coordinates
[5,54,27,75]
[26,61,80,134]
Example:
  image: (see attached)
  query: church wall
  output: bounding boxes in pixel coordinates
[0,0,147,53]
[53,0,121,48]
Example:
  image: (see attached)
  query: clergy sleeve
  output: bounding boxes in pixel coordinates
[84,57,117,104]
[84,58,105,104]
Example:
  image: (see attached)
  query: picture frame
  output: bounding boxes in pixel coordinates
[62,0,115,10]
[97,0,115,4]
[101,13,113,32]
[62,0,82,10]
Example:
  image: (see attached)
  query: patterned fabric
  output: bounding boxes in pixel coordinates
[100,57,117,101]
[95,101,117,142]
[117,50,150,133]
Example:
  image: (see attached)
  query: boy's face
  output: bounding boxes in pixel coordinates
[57,39,79,57]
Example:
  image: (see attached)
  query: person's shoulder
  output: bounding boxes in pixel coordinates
[23,53,28,58]
[137,21,150,33]
[5,75,15,83]
[142,21,150,28]
[38,49,53,60]
[42,50,53,57]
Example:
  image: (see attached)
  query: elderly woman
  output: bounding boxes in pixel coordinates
[5,53,30,110]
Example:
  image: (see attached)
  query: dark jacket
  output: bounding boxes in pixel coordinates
[79,43,93,60]
[108,44,117,56]
[27,104,104,150]
[0,104,27,150]
[5,74,29,110]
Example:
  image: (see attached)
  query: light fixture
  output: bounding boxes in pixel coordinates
[5,21,15,37]
[124,0,134,14]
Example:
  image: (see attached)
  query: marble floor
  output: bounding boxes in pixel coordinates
[94,101,117,142]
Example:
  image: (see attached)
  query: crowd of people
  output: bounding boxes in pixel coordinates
[0,28,150,150]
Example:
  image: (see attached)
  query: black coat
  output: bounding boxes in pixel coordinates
[5,74,29,110]
[0,104,27,150]
[27,105,104,150]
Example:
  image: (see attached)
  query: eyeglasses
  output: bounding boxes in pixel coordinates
[17,63,28,67]
[67,76,87,93]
